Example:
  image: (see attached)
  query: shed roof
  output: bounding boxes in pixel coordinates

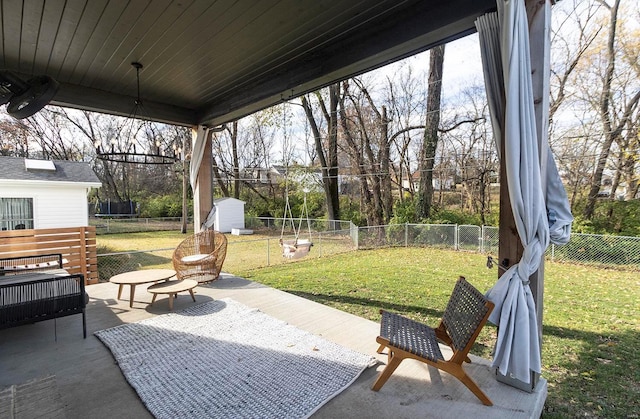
[0,156,101,186]
[214,197,246,205]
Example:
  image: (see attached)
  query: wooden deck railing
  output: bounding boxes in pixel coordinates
[0,226,98,284]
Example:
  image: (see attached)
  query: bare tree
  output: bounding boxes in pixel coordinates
[437,86,495,223]
[230,121,241,199]
[620,114,640,200]
[552,121,600,209]
[416,45,445,220]
[210,111,277,202]
[549,0,603,127]
[301,84,340,223]
[35,107,186,204]
[339,78,392,226]
[0,118,31,156]
[551,0,640,219]
[383,63,427,203]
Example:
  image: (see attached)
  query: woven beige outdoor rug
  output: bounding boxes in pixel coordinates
[95,298,376,418]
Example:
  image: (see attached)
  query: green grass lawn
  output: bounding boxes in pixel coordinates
[97,232,639,417]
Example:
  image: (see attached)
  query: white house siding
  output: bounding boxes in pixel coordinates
[0,182,91,228]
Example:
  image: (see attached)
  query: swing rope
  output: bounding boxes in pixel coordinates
[278,101,312,257]
[280,101,297,244]
[281,185,301,244]
[300,192,312,241]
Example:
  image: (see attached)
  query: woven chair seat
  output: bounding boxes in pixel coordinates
[380,311,444,363]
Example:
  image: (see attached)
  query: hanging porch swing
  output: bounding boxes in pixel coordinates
[278,101,313,259]
[279,191,313,260]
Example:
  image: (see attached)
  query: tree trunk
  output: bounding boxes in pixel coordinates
[211,154,229,197]
[326,86,341,225]
[584,0,619,219]
[181,160,188,233]
[301,86,340,227]
[623,155,639,201]
[230,121,240,199]
[380,106,393,222]
[416,44,445,220]
[339,83,379,226]
[343,78,395,226]
[609,152,622,202]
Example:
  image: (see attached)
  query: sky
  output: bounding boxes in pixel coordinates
[442,34,484,94]
[372,33,484,98]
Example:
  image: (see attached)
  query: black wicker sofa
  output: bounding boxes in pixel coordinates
[0,254,87,338]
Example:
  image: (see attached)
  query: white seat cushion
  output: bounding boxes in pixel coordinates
[181,254,209,263]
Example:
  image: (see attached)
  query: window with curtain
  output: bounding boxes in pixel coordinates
[0,198,34,230]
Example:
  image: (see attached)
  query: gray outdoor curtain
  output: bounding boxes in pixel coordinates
[476,0,573,384]
[189,125,210,193]
[189,126,214,232]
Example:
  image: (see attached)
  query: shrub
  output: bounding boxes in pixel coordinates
[140,195,187,218]
[427,208,482,225]
[553,233,640,266]
[390,199,417,224]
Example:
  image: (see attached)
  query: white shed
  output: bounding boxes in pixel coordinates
[213,197,245,233]
[0,157,101,230]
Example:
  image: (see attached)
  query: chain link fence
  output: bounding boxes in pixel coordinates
[95,218,640,281]
[97,248,176,282]
[90,217,191,234]
[352,223,640,270]
[547,232,640,268]
[458,225,481,252]
[482,226,500,255]
[353,224,500,254]
[95,218,355,282]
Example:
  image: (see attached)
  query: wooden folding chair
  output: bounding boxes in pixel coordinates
[372,276,495,406]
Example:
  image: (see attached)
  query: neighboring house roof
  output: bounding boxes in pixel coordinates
[0,156,101,186]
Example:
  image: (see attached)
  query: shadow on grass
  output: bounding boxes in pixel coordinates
[283,289,497,355]
[284,290,444,318]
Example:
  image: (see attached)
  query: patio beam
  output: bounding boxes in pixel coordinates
[52,82,197,127]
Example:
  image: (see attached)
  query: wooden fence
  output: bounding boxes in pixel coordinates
[0,226,98,284]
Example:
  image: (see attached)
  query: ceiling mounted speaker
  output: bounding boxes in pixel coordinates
[0,71,59,119]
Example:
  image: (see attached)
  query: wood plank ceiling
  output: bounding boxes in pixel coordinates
[1,0,495,126]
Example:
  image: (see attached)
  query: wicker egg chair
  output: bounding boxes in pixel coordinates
[172,230,228,284]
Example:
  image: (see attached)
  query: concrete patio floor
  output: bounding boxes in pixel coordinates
[0,273,546,418]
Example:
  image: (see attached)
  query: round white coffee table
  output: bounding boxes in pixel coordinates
[109,269,176,308]
[147,279,198,311]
